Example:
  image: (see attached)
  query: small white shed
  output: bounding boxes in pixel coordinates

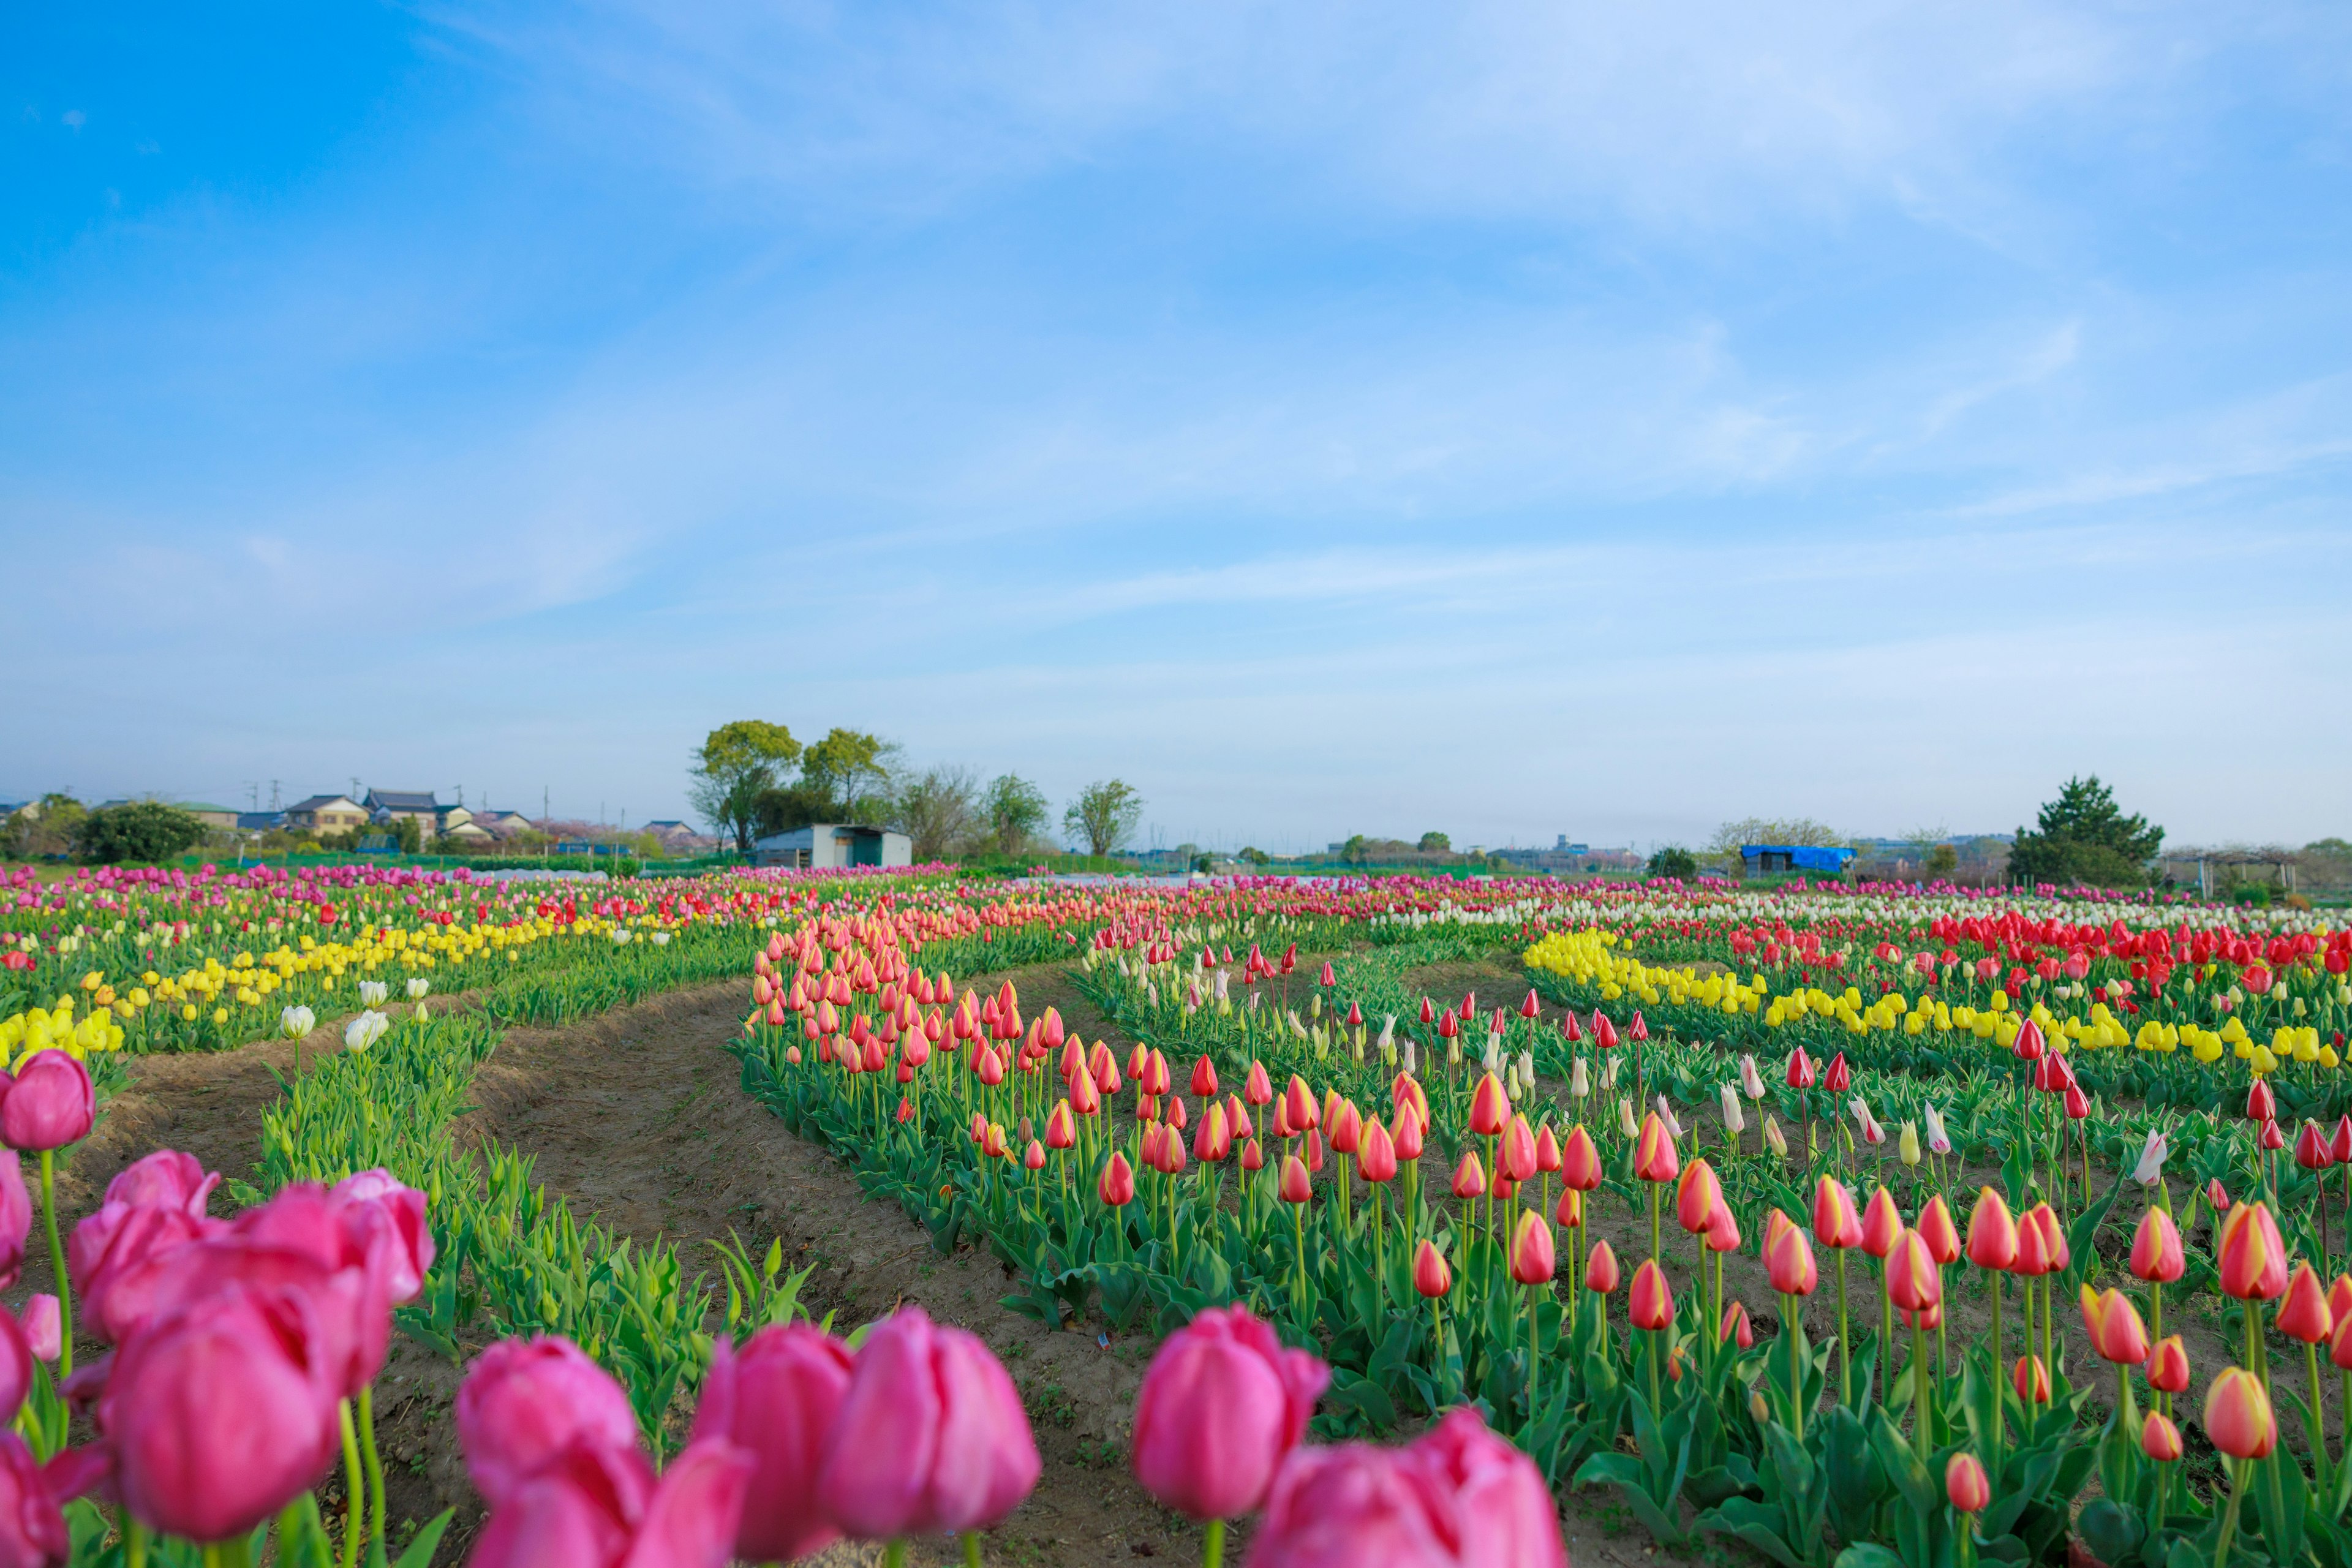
[752,824,913,870]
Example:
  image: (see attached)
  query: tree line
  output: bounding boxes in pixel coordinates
[685,721,1146,862]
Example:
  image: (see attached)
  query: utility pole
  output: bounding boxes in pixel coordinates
[543,785,549,823]
[270,780,281,812]
[350,777,363,806]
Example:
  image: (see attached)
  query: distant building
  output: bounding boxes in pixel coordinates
[434,807,494,845]
[285,795,370,833]
[641,820,698,845]
[237,812,286,832]
[175,802,239,830]
[364,790,442,832]
[1742,844,1856,875]
[753,824,913,870]
[475,810,536,840]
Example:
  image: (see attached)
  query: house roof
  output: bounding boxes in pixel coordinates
[287,795,363,814]
[366,790,441,813]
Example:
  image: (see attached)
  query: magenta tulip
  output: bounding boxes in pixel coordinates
[331,1169,435,1305]
[0,1308,29,1428]
[1131,1305,1328,1521]
[815,1306,1040,1539]
[20,1297,58,1364]
[458,1336,643,1509]
[689,1325,853,1562]
[0,1153,28,1291]
[70,1204,219,1343]
[0,1055,93,1152]
[467,1436,751,1568]
[103,1284,341,1542]
[0,1435,75,1566]
[1242,1444,1461,1568]
[102,1151,219,1218]
[1410,1409,1567,1568]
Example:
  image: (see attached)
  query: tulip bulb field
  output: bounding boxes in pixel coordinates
[1,864,2349,1566]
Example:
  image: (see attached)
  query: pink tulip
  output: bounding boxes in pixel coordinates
[0,1435,77,1566]
[466,1434,752,1568]
[103,1151,219,1218]
[70,1204,221,1343]
[0,1308,29,1428]
[331,1169,435,1305]
[690,1325,853,1562]
[815,1307,1039,1539]
[20,1297,58,1363]
[1131,1305,1329,1521]
[0,1054,94,1152]
[0,1153,28,1291]
[459,1337,643,1509]
[104,1284,341,1542]
[1242,1444,1460,1568]
[1410,1409,1567,1568]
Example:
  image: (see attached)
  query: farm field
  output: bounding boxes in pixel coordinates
[0,866,2344,1566]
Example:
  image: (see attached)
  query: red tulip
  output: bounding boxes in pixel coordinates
[1240,1139,1265,1174]
[1329,1101,1363,1158]
[2011,1018,2045,1061]
[1451,1151,1487,1200]
[2142,1411,2184,1463]
[1414,1241,1452,1300]
[2013,1355,2050,1404]
[1555,1186,1583,1231]
[1811,1177,1863,1251]
[2278,1264,2334,1344]
[1532,1126,1561,1175]
[1468,1074,1509,1137]
[1720,1300,1754,1348]
[1131,1305,1329,1522]
[2078,1285,2149,1365]
[1785,1047,1815,1090]
[2261,1118,2286,1153]
[815,1306,1039,1537]
[1766,1215,1817,1296]
[1859,1188,1903,1260]
[2334,1117,2352,1165]
[2332,1316,2352,1373]
[1498,1116,1536,1183]
[1705,1204,1741,1256]
[2023,1204,2068,1275]
[0,1053,94,1152]
[1190,1057,1219,1098]
[2148,1335,2190,1393]
[2204,1366,2277,1460]
[1675,1159,1722,1235]
[1822,1053,1850,1093]
[2247,1079,2277,1122]
[1391,1106,1424,1163]
[1629,1260,1673,1330]
[1357,1119,1396,1183]
[1284,1076,1320,1133]
[1243,1061,1273,1106]
[1280,1155,1313,1204]
[1916,1196,1961,1265]
[1099,1153,1136,1208]
[1508,1212,1555,1286]
[106,1283,342,1542]
[1585,1242,1620,1295]
[1634,1114,1680,1185]
[1885,1231,1942,1313]
[2130,1208,2184,1284]
[1945,1453,1989,1513]
[1559,1126,1601,1191]
[2218,1202,2289,1300]
[691,1325,853,1562]
[2298,1120,2335,1170]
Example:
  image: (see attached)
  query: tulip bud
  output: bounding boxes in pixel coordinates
[2218,1201,2289,1301]
[2130,1208,2184,1284]
[1898,1122,1921,1167]
[1634,1112,1680,1185]
[1966,1187,2018,1272]
[1811,1177,1863,1251]
[1763,1117,1788,1158]
[2013,1354,2051,1404]
[2204,1366,2277,1460]
[1916,1196,1962,1265]
[1585,1241,1620,1295]
[1766,1213,1819,1296]
[1099,1153,1136,1207]
[1130,1305,1329,1523]
[1468,1073,1509,1137]
[691,1325,853,1563]
[2279,1264,2334,1344]
[1945,1453,1990,1514]
[2078,1284,2150,1365]
[1413,1240,1452,1300]
[1886,1231,1942,1313]
[1509,1211,1556,1287]
[1860,1188,1904,1260]
[1675,1159,1723,1236]
[1278,1155,1312,1205]
[1720,1300,1755,1348]
[2142,1410,2184,1463]
[1629,1260,1674,1330]
[2147,1334,2191,1393]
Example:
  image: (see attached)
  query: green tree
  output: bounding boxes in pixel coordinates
[74,802,204,864]
[981,775,1050,854]
[801,729,900,824]
[1925,843,1959,878]
[687,720,803,855]
[1238,846,1272,867]
[1065,779,1144,858]
[891,766,979,863]
[1646,845,1698,880]
[1,794,86,861]
[2008,775,2164,888]
[1340,834,1370,864]
[1417,831,1451,854]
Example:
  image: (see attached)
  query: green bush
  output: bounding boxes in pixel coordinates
[74,802,205,864]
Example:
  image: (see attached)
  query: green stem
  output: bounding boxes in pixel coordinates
[1784,1292,1805,1441]
[1836,1247,1852,1408]
[1989,1268,2004,1480]
[1912,1318,1931,1458]
[884,1542,907,1568]
[964,1529,984,1568]
[2311,1342,2334,1496]
[337,1397,364,1568]
[126,1520,146,1568]
[39,1150,69,1379]
[360,1383,387,1545]
[1202,1517,1226,1568]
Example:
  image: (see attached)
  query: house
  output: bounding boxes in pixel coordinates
[641,820,698,845]
[1741,844,1856,876]
[237,812,286,833]
[175,802,240,831]
[475,811,537,840]
[364,790,442,832]
[752,824,913,870]
[433,807,495,845]
[285,796,370,833]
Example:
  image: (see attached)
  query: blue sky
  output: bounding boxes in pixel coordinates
[5,1,2349,853]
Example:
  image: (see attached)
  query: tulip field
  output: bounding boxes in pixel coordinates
[0,863,2348,1565]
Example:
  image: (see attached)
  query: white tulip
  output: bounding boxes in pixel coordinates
[651,931,671,946]
[1923,1102,1951,1155]
[1655,1095,1684,1139]
[1570,1057,1591,1099]
[1764,1117,1789,1158]
[1739,1054,1766,1101]
[358,980,388,1007]
[1617,1098,1639,1138]
[2132,1127,2169,1186]
[345,1010,390,1053]
[1719,1082,1745,1133]
[1401,1038,1418,1076]
[405,978,430,1001]
[1377,1016,1396,1052]
[279,1005,315,1040]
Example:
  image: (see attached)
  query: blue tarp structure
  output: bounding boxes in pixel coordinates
[1741,844,1855,873]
